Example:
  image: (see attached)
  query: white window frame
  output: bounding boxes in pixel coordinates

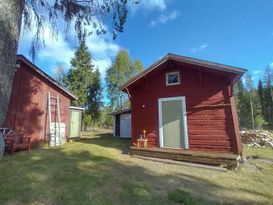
[165,71,180,86]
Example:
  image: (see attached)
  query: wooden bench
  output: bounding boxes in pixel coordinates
[4,133,31,155]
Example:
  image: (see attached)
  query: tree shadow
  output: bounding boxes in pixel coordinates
[78,132,131,154]
[0,141,272,205]
[4,73,44,146]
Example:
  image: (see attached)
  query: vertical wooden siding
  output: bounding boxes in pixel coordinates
[4,63,71,146]
[129,63,240,154]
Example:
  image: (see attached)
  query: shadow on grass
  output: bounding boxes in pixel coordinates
[0,140,272,205]
[79,131,131,155]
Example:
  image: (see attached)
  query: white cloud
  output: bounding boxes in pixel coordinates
[19,22,120,77]
[132,0,168,11]
[142,0,168,10]
[150,10,178,26]
[190,43,209,53]
[252,70,261,75]
[18,20,122,105]
[269,62,273,68]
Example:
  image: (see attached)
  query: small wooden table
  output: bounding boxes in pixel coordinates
[137,138,148,148]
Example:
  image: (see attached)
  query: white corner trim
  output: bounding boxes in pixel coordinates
[158,99,163,148]
[182,97,189,149]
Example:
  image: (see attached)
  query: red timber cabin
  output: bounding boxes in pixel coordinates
[121,53,247,155]
[4,55,78,147]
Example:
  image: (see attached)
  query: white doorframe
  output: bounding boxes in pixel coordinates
[158,96,189,149]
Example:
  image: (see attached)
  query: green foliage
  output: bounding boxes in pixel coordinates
[235,79,252,128]
[255,115,267,129]
[97,106,114,128]
[64,41,95,107]
[82,113,92,131]
[64,41,102,130]
[87,69,103,129]
[262,67,273,126]
[168,189,200,205]
[106,49,144,110]
[235,66,273,129]
[131,59,144,77]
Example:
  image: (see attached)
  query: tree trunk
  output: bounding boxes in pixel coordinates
[249,94,255,130]
[0,0,24,126]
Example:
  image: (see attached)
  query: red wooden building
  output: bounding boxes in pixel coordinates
[121,53,246,155]
[4,55,77,147]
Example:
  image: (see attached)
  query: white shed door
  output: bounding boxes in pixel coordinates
[120,113,131,138]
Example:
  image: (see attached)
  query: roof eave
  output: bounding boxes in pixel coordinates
[120,53,247,91]
[17,55,78,100]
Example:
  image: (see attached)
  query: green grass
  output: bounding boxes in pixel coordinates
[0,129,273,205]
[168,189,200,205]
[243,145,273,159]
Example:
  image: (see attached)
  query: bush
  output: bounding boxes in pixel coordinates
[255,115,267,129]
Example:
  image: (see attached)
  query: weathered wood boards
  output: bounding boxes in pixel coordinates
[130,146,239,169]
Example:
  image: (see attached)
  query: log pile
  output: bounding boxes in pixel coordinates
[240,130,273,148]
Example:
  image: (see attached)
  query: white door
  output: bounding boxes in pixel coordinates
[158,96,189,149]
[120,113,131,138]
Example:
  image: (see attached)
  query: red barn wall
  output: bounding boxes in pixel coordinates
[129,63,240,154]
[4,62,72,147]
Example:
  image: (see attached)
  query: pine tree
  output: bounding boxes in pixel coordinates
[65,41,95,107]
[87,69,103,130]
[235,79,252,128]
[263,66,273,126]
[258,79,265,117]
[245,73,255,129]
[65,41,104,130]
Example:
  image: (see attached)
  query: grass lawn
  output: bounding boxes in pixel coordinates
[0,130,273,205]
[243,145,273,159]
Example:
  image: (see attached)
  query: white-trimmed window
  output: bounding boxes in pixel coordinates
[166,71,180,86]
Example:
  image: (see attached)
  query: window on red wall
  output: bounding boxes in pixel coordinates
[166,71,180,86]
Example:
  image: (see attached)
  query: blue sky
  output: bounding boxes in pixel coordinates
[18,0,273,102]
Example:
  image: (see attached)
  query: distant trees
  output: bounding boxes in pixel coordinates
[54,63,66,87]
[235,67,273,129]
[106,49,144,110]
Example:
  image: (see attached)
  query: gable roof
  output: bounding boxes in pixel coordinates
[17,55,77,100]
[108,108,131,115]
[120,53,247,91]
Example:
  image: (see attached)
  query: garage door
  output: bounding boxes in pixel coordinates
[120,113,131,138]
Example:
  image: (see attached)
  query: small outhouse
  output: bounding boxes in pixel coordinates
[111,109,131,138]
[69,106,84,139]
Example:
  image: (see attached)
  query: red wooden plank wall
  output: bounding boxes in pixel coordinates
[129,63,240,154]
[4,62,72,147]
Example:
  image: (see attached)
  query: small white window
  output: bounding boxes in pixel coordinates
[166,71,180,86]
